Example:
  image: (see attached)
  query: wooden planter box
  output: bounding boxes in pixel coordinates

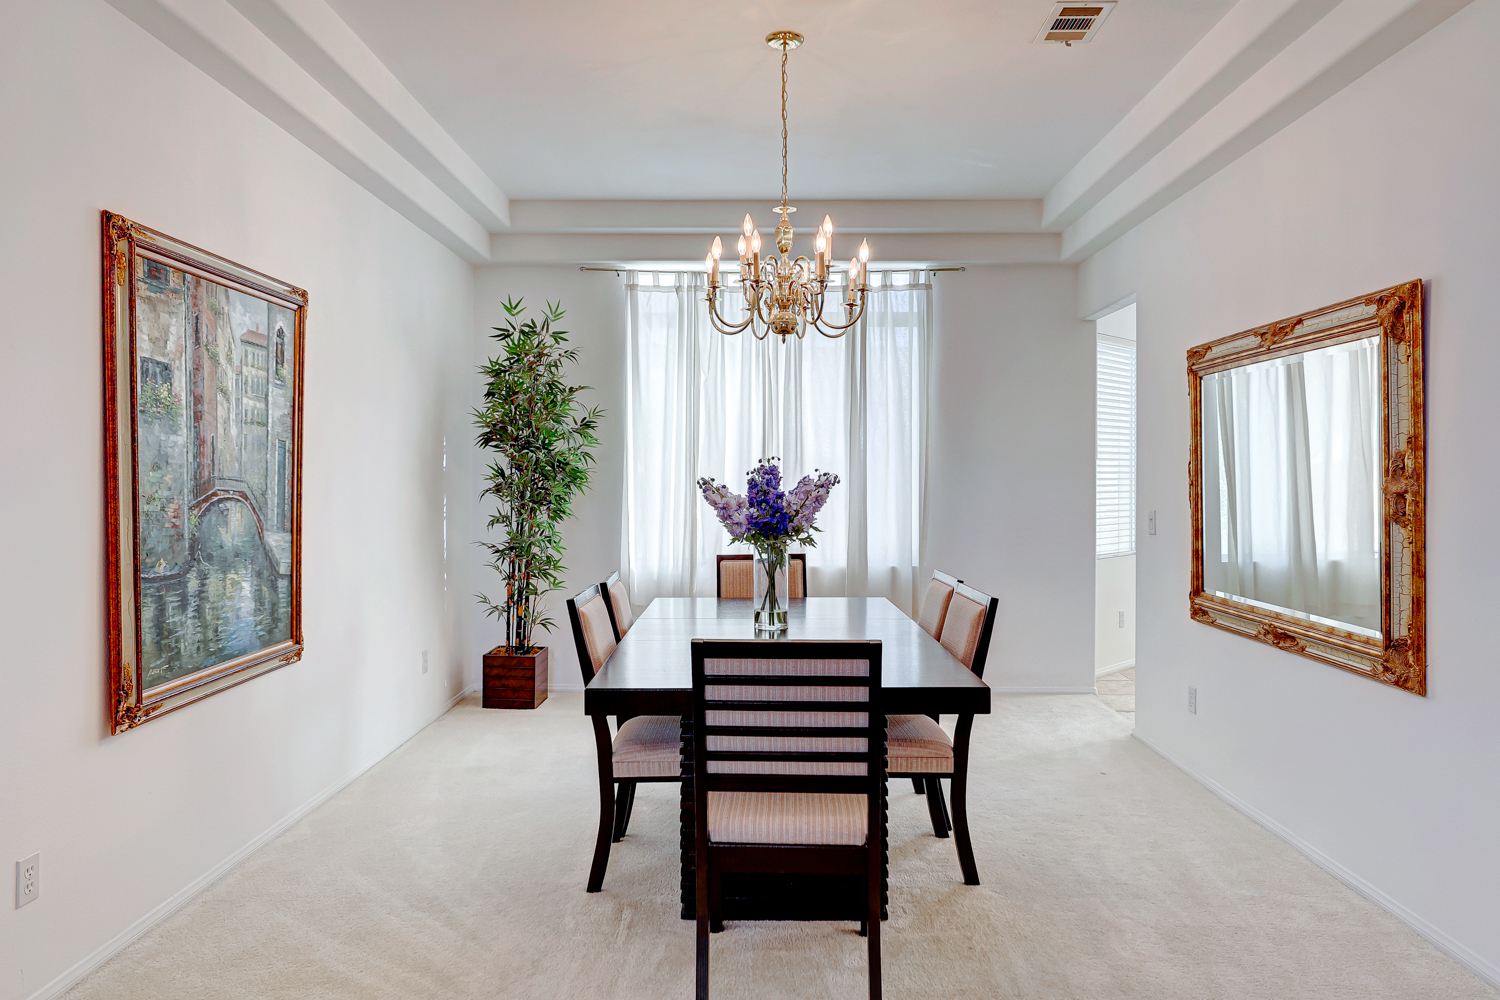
[482,646,548,709]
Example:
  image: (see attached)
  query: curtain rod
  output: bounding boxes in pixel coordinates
[578,265,966,274]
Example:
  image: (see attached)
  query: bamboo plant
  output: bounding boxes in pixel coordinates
[474,297,603,653]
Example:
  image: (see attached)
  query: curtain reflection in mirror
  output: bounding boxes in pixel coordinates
[1201,336,1381,636]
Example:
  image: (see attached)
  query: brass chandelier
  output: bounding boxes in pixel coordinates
[705,31,871,340]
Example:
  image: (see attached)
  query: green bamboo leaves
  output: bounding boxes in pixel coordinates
[474,297,604,652]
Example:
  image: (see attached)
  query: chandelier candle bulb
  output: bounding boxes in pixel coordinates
[737,234,747,261]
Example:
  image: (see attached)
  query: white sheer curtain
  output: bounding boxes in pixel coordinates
[621,269,931,613]
[1203,336,1381,633]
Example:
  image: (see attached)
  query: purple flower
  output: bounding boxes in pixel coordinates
[699,460,839,545]
[698,477,751,539]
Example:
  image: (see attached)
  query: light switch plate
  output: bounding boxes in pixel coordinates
[1148,510,1157,536]
[1188,685,1198,714]
[16,853,38,908]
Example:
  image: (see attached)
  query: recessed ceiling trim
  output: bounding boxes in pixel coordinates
[105,0,496,260]
[1061,0,1479,262]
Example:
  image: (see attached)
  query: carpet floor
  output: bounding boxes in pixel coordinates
[64,693,1494,1000]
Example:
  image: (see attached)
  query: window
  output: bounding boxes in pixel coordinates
[1096,307,1136,558]
[621,269,931,611]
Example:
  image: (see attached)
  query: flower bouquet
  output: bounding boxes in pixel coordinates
[698,459,840,631]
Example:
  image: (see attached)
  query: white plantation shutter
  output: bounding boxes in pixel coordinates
[1097,336,1136,558]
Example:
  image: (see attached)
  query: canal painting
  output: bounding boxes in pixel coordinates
[133,259,296,687]
[104,213,305,732]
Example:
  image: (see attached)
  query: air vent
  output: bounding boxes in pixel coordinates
[1034,1,1116,44]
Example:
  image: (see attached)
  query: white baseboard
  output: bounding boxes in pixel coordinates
[1133,732,1500,991]
[1096,658,1135,678]
[27,685,477,1000]
[992,686,1101,695]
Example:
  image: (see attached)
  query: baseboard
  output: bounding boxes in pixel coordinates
[1096,658,1135,678]
[27,685,477,1000]
[1133,732,1500,991]
[991,686,1100,695]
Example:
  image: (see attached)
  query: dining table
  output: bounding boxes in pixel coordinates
[583,596,992,920]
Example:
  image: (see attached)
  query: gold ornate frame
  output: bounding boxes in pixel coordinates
[1187,280,1425,695]
[103,212,306,732]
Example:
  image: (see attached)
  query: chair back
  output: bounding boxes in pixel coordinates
[566,583,618,685]
[936,580,999,679]
[601,570,634,639]
[716,553,808,599]
[692,639,883,800]
[915,570,962,640]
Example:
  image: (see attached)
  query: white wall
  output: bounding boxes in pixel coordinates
[928,266,1096,693]
[470,266,626,693]
[0,2,474,997]
[1095,554,1136,674]
[1079,0,1500,982]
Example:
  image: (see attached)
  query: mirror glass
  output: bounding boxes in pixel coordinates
[1199,335,1382,638]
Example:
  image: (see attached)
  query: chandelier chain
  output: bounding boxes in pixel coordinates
[780,41,789,210]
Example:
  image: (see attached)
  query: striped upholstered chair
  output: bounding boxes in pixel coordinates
[691,638,886,1000]
[914,570,962,640]
[600,570,634,639]
[887,578,997,886]
[715,553,808,599]
[566,582,680,893]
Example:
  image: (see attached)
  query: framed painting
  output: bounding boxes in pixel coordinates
[103,212,306,732]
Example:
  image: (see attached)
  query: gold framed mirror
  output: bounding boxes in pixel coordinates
[1187,280,1425,695]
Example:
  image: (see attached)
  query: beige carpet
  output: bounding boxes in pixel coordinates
[65,693,1494,1000]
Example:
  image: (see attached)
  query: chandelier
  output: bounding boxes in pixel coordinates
[705,31,871,340]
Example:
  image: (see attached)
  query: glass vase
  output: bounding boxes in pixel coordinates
[752,542,789,632]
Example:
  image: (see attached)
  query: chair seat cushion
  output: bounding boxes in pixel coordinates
[708,791,868,846]
[613,715,681,778]
[887,714,954,774]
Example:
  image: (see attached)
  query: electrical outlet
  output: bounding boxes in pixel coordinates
[1148,510,1157,535]
[1117,610,1125,629]
[16,853,38,908]
[422,650,429,674]
[1188,685,1197,714]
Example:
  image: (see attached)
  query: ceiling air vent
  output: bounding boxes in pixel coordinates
[1034,2,1116,45]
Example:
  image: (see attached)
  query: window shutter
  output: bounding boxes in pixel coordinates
[1097,338,1136,558]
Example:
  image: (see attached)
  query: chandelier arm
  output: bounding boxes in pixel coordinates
[706,289,755,335]
[807,294,867,334]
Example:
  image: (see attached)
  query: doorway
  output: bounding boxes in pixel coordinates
[1095,303,1136,723]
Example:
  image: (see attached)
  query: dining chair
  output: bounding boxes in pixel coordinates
[600,569,634,639]
[715,552,807,599]
[915,570,962,640]
[886,579,997,886]
[566,582,681,893]
[692,638,885,1000]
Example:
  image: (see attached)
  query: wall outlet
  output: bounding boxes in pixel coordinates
[16,853,38,908]
[1118,611,1125,629]
[1188,685,1198,714]
[421,650,429,674]
[1148,510,1157,535]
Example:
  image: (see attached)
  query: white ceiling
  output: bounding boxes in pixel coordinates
[322,0,1235,201]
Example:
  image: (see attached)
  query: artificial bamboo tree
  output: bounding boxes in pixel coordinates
[474,297,602,653]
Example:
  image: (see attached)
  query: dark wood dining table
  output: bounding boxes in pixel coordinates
[583,596,991,920]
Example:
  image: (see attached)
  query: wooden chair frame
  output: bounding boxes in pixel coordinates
[715,552,808,599]
[692,638,885,1000]
[890,578,997,886]
[600,569,627,641]
[567,582,679,892]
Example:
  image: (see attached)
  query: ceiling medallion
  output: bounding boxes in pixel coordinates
[705,30,871,340]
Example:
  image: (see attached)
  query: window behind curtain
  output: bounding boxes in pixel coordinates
[621,269,930,611]
[1096,333,1136,558]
